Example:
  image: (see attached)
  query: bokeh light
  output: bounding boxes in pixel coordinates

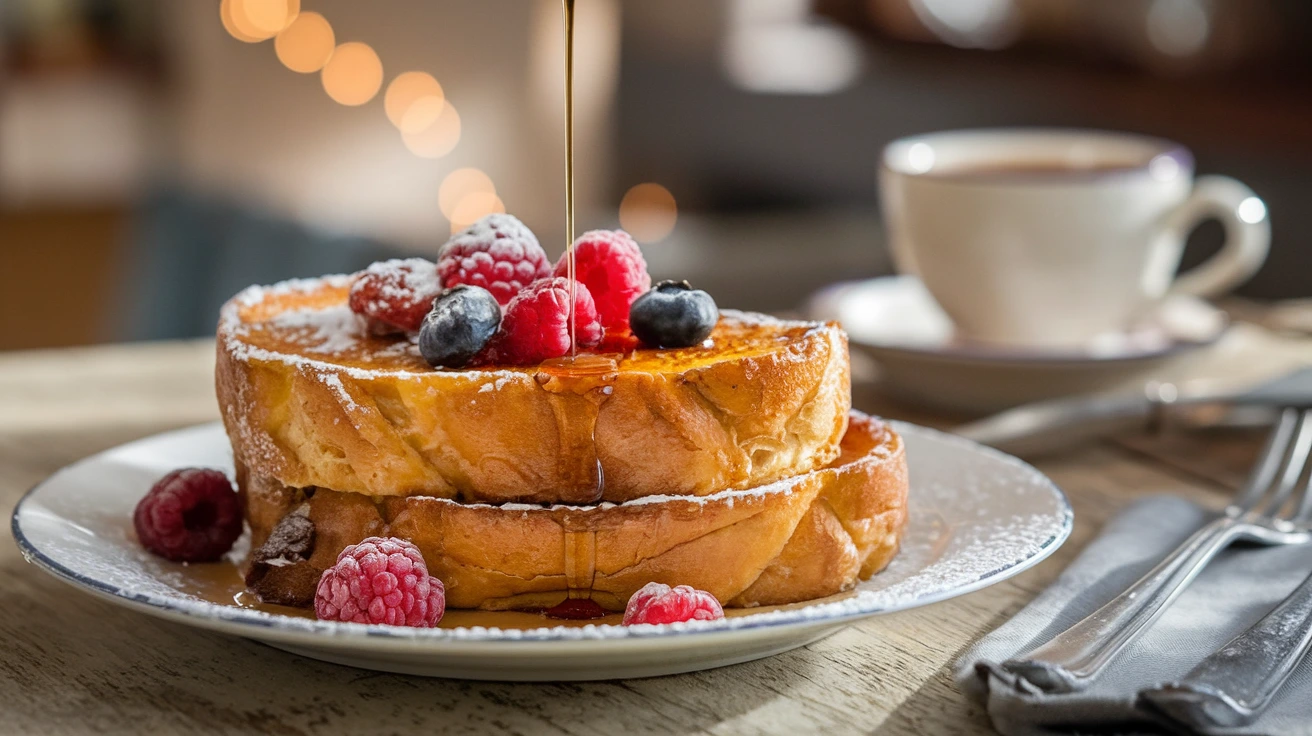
[619,183,679,243]
[1238,196,1268,225]
[398,96,446,136]
[224,0,299,42]
[1146,0,1210,58]
[450,192,506,234]
[440,169,496,219]
[385,72,446,132]
[275,11,335,73]
[402,103,462,159]
[220,0,265,43]
[906,142,936,174]
[321,42,384,106]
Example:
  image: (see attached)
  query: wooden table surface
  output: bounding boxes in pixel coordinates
[0,340,1263,735]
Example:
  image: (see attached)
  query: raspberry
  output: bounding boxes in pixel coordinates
[484,277,603,365]
[348,258,442,334]
[134,469,243,563]
[554,230,650,332]
[439,214,552,305]
[314,537,446,627]
[622,582,724,625]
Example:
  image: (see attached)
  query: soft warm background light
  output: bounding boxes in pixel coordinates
[449,191,507,233]
[167,1,618,249]
[222,0,299,43]
[321,42,383,106]
[439,168,497,219]
[401,103,461,158]
[397,96,447,136]
[385,72,446,132]
[619,183,678,243]
[530,0,622,250]
[219,0,265,43]
[275,12,335,73]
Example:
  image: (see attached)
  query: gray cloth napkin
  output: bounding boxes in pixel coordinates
[956,496,1312,736]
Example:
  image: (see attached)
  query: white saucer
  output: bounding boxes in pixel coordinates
[13,422,1071,681]
[809,276,1228,414]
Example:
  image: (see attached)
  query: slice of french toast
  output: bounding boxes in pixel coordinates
[243,411,907,611]
[217,275,851,505]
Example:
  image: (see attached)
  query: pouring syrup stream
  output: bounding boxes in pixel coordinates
[563,0,577,357]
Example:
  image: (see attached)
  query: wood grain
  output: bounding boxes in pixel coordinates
[0,341,1256,735]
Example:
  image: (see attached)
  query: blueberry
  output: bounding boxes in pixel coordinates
[629,280,719,348]
[419,285,502,368]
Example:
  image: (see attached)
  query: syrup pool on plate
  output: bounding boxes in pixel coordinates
[171,557,846,629]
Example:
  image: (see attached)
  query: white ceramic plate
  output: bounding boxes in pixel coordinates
[12,421,1072,681]
[809,276,1228,413]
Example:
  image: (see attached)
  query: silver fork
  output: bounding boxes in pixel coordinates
[1002,406,1312,693]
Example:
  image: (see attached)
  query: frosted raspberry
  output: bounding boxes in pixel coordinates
[439,214,552,305]
[555,230,651,332]
[622,582,724,625]
[314,537,446,627]
[134,469,243,563]
[348,258,442,334]
[483,277,603,365]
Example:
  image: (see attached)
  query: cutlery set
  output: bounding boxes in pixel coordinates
[1000,406,1312,730]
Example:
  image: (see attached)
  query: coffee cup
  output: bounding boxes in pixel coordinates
[879,129,1270,348]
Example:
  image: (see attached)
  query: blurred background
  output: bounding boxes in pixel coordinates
[2,0,1311,351]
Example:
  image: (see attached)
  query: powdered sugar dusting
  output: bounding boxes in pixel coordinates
[320,373,358,412]
[266,306,364,356]
[234,274,353,309]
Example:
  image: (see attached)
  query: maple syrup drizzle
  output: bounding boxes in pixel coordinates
[549,1,608,540]
[537,354,617,503]
[562,0,578,357]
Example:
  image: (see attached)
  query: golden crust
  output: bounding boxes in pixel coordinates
[216,276,851,505]
[242,411,909,611]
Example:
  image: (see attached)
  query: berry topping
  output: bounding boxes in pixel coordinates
[544,598,609,620]
[554,229,651,332]
[438,214,553,305]
[419,285,502,368]
[622,582,725,625]
[629,280,719,349]
[484,277,603,365]
[134,469,244,563]
[348,258,442,335]
[314,537,446,627]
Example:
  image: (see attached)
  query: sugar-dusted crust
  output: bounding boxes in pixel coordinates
[217,276,851,505]
[242,411,908,611]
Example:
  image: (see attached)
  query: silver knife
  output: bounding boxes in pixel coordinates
[1139,563,1312,730]
[955,368,1312,456]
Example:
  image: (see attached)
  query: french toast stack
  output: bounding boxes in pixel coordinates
[217,275,909,612]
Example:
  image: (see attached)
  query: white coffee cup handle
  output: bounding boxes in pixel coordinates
[1164,175,1271,299]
